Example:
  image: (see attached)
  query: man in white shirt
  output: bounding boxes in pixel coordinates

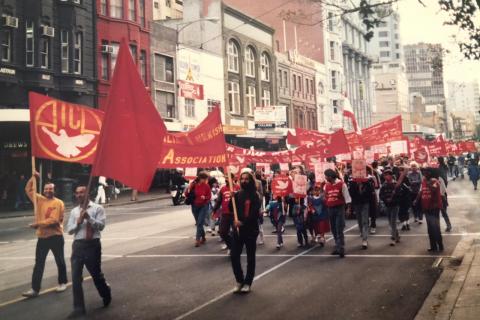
[67,185,111,318]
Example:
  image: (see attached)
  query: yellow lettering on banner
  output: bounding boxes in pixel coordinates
[161,149,175,164]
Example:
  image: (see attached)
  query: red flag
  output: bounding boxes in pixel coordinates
[29,92,104,164]
[92,40,167,192]
[427,135,447,157]
[158,107,228,168]
[361,116,403,147]
[345,132,364,152]
[287,130,299,145]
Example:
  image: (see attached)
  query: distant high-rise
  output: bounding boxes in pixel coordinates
[152,0,183,20]
[369,8,403,63]
[404,43,448,134]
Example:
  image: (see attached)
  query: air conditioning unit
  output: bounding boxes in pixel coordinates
[41,25,55,37]
[2,15,18,28]
[101,45,114,54]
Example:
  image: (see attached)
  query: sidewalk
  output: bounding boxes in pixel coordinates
[0,188,171,219]
[416,238,480,320]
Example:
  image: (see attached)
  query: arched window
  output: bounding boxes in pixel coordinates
[245,46,255,77]
[227,40,239,73]
[261,52,270,81]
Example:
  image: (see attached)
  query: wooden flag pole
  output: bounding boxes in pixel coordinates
[226,166,239,230]
[31,156,38,223]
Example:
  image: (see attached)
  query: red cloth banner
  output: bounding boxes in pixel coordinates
[178,80,204,100]
[92,40,167,192]
[361,116,403,147]
[158,107,228,168]
[29,92,104,165]
[345,132,364,152]
[427,135,447,157]
[446,140,460,155]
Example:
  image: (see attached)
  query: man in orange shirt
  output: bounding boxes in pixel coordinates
[22,172,68,298]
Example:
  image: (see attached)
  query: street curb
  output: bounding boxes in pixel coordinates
[414,237,476,320]
[0,195,170,219]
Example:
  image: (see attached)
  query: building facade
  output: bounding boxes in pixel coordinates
[152,0,183,20]
[368,7,403,63]
[404,43,448,134]
[96,0,152,110]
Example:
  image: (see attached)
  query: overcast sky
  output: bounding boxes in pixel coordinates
[397,0,480,84]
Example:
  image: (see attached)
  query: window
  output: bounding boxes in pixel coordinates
[154,1,159,9]
[310,79,314,95]
[129,44,137,63]
[395,34,399,39]
[227,40,239,73]
[395,43,400,49]
[1,30,12,63]
[246,85,256,115]
[166,0,171,7]
[245,46,255,77]
[40,37,49,69]
[60,30,69,73]
[305,79,309,95]
[101,41,109,80]
[129,0,136,21]
[110,0,123,18]
[379,41,389,47]
[396,53,400,59]
[328,12,334,31]
[283,71,288,88]
[298,75,302,92]
[329,41,335,60]
[228,81,240,113]
[26,21,34,66]
[154,54,174,82]
[74,33,82,74]
[156,91,175,118]
[380,51,390,57]
[319,105,325,126]
[260,53,270,81]
[261,89,271,106]
[331,70,337,90]
[378,21,387,27]
[379,31,388,37]
[100,0,107,14]
[185,98,194,118]
[140,50,147,84]
[293,74,297,91]
[278,70,282,87]
[139,0,145,27]
[110,42,120,76]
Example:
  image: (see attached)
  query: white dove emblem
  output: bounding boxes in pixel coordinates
[275,180,289,190]
[41,126,95,158]
[236,156,245,163]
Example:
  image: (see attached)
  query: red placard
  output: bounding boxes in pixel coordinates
[272,176,291,197]
[178,80,204,100]
[293,174,308,198]
[351,159,367,180]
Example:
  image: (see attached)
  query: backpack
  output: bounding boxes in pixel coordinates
[185,183,196,205]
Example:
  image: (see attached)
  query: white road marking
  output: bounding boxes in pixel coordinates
[172,224,358,320]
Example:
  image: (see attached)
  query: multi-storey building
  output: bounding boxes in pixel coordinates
[0,0,96,202]
[96,0,152,110]
[368,7,403,63]
[446,80,480,139]
[404,43,448,134]
[152,0,183,20]
[342,14,374,129]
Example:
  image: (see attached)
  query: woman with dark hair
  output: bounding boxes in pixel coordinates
[229,172,261,293]
[185,171,211,247]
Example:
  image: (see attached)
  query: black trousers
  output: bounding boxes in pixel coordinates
[230,228,258,286]
[219,215,234,249]
[425,209,443,251]
[32,235,67,292]
[71,239,111,311]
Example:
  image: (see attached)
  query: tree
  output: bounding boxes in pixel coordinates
[282,0,480,60]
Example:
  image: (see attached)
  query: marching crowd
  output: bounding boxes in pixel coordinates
[183,153,480,293]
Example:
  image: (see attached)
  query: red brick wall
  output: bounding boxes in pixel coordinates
[210,0,324,63]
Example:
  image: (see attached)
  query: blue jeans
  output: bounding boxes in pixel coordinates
[386,206,399,240]
[192,204,209,240]
[327,205,346,252]
[353,203,369,241]
[293,215,308,245]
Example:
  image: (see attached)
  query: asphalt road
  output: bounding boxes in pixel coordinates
[0,178,479,320]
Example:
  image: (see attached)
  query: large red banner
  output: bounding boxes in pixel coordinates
[427,135,447,157]
[158,107,227,168]
[29,92,104,165]
[345,132,364,152]
[361,116,403,147]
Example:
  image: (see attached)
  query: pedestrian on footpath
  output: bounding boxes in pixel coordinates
[213,174,239,254]
[467,159,479,190]
[185,171,211,247]
[379,169,401,246]
[347,171,375,250]
[67,185,111,318]
[22,172,68,298]
[229,171,261,294]
[324,169,351,258]
[416,168,444,252]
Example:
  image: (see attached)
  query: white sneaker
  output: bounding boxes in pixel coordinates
[233,283,243,293]
[370,228,376,234]
[226,249,231,256]
[56,283,68,292]
[221,244,228,250]
[22,289,38,298]
[240,285,251,293]
[362,240,368,249]
[276,243,281,249]
[207,228,212,233]
[258,240,264,245]
[211,231,216,236]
